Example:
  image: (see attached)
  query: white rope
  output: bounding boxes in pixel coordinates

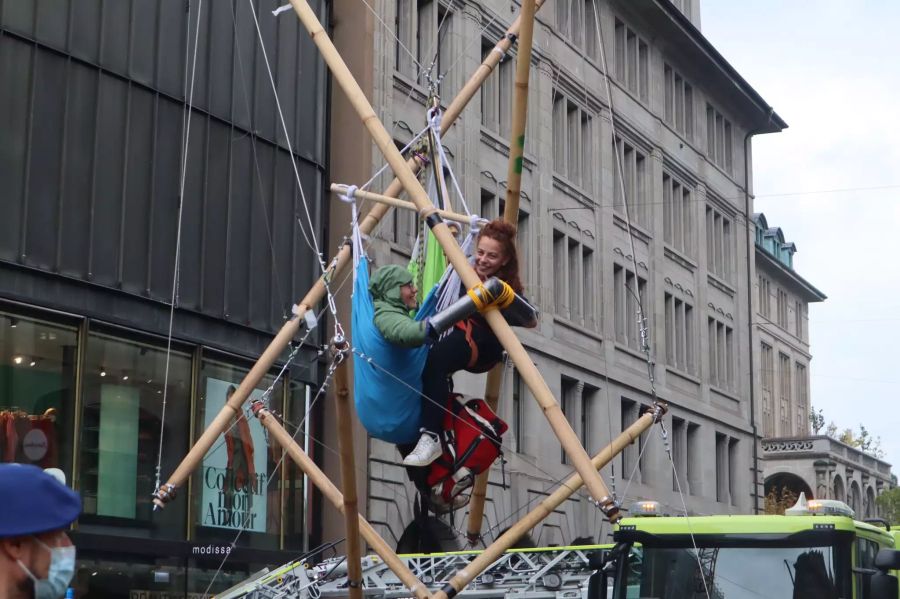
[154,0,204,496]
[245,0,326,273]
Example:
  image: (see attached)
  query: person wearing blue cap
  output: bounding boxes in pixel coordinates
[0,463,81,599]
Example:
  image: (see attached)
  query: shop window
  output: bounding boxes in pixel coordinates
[193,356,284,550]
[283,378,311,551]
[78,330,191,539]
[0,311,78,476]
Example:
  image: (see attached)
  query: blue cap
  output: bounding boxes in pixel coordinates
[0,464,81,538]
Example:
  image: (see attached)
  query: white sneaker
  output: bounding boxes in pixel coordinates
[402,432,442,467]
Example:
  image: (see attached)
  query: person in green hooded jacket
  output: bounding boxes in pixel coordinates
[369,264,429,347]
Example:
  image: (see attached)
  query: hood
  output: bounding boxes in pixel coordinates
[369,264,413,308]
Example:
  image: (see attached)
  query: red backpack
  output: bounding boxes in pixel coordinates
[425,394,508,511]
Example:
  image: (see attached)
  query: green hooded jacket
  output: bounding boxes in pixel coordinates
[369,264,427,348]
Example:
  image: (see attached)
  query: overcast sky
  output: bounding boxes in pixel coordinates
[701,1,900,470]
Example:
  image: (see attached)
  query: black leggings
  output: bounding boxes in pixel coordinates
[419,326,502,434]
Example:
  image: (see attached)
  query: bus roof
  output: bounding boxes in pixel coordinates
[614,514,894,547]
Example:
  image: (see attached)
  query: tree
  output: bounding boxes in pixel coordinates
[809,407,884,459]
[875,487,900,525]
[809,407,825,435]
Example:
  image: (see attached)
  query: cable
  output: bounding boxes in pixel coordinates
[154,0,204,496]
[245,0,326,273]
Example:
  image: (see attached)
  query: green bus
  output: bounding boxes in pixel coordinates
[595,496,900,599]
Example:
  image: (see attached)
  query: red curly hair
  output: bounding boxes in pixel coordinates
[477,219,524,294]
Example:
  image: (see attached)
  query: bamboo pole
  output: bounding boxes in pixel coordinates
[330,338,363,599]
[152,0,546,508]
[330,185,481,227]
[465,365,504,545]
[467,0,538,544]
[255,403,432,599]
[286,0,617,517]
[436,407,664,599]
[502,0,536,225]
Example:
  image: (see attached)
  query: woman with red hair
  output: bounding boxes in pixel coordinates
[403,219,537,466]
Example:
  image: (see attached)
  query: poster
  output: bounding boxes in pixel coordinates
[200,378,268,532]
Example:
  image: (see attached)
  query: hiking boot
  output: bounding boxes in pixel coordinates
[402,432,442,467]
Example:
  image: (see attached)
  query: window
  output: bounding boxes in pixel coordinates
[557,0,600,60]
[664,293,695,374]
[758,275,771,319]
[664,64,694,137]
[512,368,525,453]
[388,139,418,250]
[761,343,775,436]
[663,171,693,256]
[778,352,791,435]
[707,316,734,390]
[613,137,649,228]
[553,228,597,327]
[621,398,641,482]
[794,300,805,339]
[728,437,739,506]
[395,0,454,90]
[795,363,808,436]
[671,417,686,492]
[614,18,649,101]
[79,331,191,539]
[614,264,648,351]
[0,312,77,478]
[706,103,733,172]
[777,289,789,328]
[715,432,728,503]
[706,205,733,281]
[553,91,594,190]
[582,384,599,454]
[561,376,580,463]
[193,357,284,549]
[855,538,881,598]
[480,39,513,138]
[687,422,700,496]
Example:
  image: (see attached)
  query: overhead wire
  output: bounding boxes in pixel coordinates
[245,0,327,273]
[154,0,205,496]
[230,0,288,313]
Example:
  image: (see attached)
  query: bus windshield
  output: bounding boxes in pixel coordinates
[617,543,852,599]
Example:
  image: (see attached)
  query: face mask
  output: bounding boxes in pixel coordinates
[17,537,77,599]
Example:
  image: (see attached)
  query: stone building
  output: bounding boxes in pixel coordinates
[753,213,894,516]
[326,0,786,549]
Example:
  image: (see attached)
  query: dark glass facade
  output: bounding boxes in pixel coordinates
[1,0,329,595]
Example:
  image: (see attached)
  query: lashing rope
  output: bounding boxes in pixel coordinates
[467,280,515,312]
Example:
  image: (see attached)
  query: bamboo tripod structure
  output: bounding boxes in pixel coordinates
[466,0,537,545]
[152,0,550,511]
[154,0,667,594]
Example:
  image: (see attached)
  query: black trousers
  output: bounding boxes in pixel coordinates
[419,326,503,434]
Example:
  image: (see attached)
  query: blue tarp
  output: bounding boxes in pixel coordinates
[353,256,437,444]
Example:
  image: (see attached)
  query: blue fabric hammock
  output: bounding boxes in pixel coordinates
[353,256,438,444]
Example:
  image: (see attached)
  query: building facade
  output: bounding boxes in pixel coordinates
[328,0,787,549]
[0,0,329,595]
[753,214,894,516]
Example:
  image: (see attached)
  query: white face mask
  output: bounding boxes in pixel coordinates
[17,537,76,599]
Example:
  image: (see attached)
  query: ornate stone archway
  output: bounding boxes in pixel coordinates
[765,472,814,514]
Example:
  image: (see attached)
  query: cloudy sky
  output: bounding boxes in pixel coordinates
[701,2,900,469]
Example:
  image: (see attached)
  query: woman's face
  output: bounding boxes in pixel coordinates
[474,236,509,280]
